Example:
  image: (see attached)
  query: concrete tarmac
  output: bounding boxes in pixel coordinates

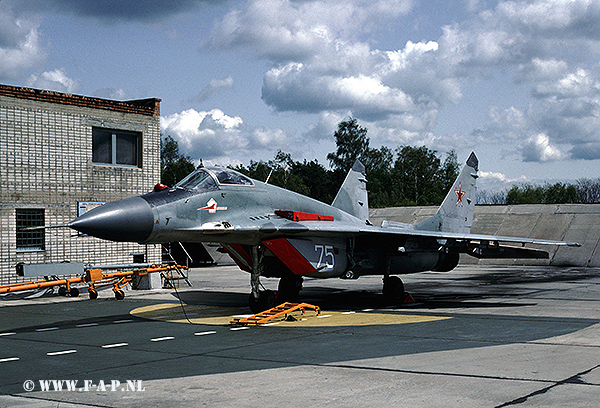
[0,264,599,407]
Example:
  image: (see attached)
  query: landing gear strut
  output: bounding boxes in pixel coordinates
[248,245,277,313]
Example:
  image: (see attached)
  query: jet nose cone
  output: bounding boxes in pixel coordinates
[69,197,154,242]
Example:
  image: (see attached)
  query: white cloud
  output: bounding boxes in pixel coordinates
[194,76,234,102]
[522,133,566,162]
[206,0,600,162]
[94,88,128,100]
[161,108,297,163]
[533,68,600,99]
[27,68,78,93]
[209,0,413,61]
[0,13,45,79]
[479,171,527,184]
[517,58,569,83]
[161,108,244,158]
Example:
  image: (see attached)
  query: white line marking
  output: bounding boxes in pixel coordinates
[194,331,217,336]
[230,327,249,331]
[102,343,129,348]
[0,357,19,363]
[113,319,133,324]
[150,336,175,342]
[36,327,59,332]
[0,332,16,337]
[317,314,333,319]
[263,322,280,326]
[342,311,356,315]
[362,308,374,312]
[47,349,77,356]
[76,323,99,328]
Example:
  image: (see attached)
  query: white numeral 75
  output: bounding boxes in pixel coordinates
[314,244,334,269]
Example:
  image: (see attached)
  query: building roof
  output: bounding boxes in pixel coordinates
[0,84,161,116]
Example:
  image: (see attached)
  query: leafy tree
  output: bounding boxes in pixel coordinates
[440,150,460,192]
[506,182,581,204]
[233,150,310,197]
[392,146,446,205]
[327,118,370,173]
[290,159,337,203]
[160,135,196,186]
[362,146,394,207]
[577,178,600,203]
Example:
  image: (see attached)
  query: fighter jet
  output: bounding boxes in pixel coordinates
[69,152,580,312]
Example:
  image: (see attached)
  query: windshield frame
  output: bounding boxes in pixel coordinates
[205,167,255,187]
[174,168,219,192]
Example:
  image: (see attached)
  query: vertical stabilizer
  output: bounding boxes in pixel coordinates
[417,152,479,234]
[332,160,369,223]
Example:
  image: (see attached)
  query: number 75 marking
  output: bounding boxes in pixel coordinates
[314,244,334,270]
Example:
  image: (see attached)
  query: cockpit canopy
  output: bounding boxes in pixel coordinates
[175,167,254,192]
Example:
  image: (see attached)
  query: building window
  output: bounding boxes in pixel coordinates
[16,209,45,251]
[92,127,142,167]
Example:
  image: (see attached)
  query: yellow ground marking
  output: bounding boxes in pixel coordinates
[131,303,452,327]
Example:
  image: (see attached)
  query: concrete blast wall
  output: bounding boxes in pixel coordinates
[369,204,600,267]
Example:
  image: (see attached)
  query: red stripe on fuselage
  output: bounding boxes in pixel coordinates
[221,244,252,272]
[262,238,317,275]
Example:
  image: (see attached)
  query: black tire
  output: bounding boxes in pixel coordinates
[249,290,276,313]
[382,276,406,305]
[114,290,125,300]
[88,289,98,300]
[277,276,303,303]
[69,287,80,297]
[58,286,67,296]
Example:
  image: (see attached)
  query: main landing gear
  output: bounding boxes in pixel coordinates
[382,276,409,305]
[247,245,305,313]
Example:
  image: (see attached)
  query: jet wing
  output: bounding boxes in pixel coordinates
[377,222,581,247]
[176,216,580,247]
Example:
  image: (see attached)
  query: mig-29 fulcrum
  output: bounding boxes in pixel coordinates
[68,152,580,312]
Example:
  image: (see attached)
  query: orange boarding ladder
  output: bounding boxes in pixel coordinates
[230,302,321,325]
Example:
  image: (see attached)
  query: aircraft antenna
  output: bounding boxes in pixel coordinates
[265,169,274,184]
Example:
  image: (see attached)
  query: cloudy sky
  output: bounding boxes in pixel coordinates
[2,0,600,191]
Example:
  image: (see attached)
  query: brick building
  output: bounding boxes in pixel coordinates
[0,84,162,285]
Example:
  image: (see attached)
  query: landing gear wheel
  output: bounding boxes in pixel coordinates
[249,290,276,313]
[382,276,406,305]
[88,289,98,300]
[277,276,303,303]
[58,286,67,296]
[69,287,80,297]
[114,290,125,300]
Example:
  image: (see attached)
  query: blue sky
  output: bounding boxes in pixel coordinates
[2,0,600,191]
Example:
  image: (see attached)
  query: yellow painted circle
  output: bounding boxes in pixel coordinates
[130,303,452,327]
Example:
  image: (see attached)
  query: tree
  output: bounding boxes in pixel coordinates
[362,146,394,207]
[440,150,460,192]
[327,118,369,173]
[392,146,446,205]
[161,135,196,186]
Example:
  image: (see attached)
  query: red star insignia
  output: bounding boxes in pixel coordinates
[455,182,466,207]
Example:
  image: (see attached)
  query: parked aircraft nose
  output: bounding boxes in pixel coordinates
[69,196,154,242]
